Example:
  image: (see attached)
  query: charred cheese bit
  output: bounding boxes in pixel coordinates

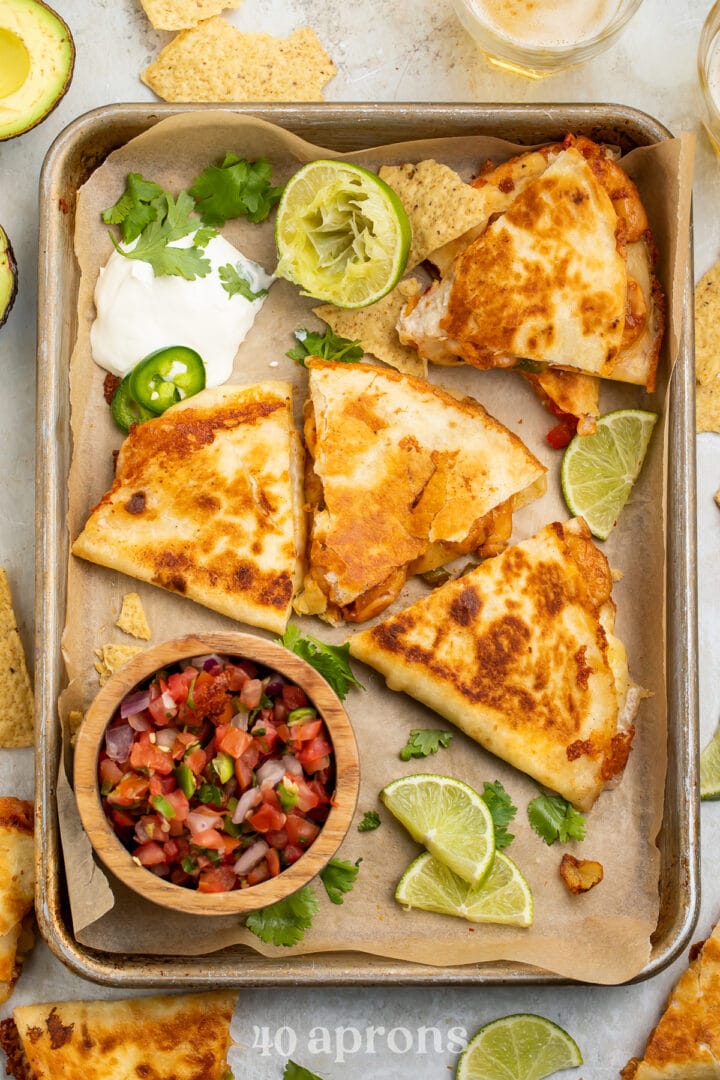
[559,853,604,894]
[349,518,637,811]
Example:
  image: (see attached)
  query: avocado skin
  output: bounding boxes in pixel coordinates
[0,0,75,142]
[0,226,18,330]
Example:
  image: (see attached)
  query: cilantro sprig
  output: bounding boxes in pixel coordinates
[527,791,587,845]
[358,810,381,833]
[219,262,268,301]
[399,728,453,761]
[189,153,283,226]
[245,884,319,947]
[109,190,217,280]
[277,623,364,702]
[319,857,361,905]
[284,1063,324,1080]
[482,780,517,850]
[101,172,164,243]
[287,327,364,366]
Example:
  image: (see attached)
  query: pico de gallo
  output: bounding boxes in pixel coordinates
[98,653,335,892]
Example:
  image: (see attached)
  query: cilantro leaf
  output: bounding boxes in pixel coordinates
[219,262,268,301]
[319,857,361,905]
[245,884,318,947]
[189,153,283,226]
[358,810,381,833]
[101,172,164,244]
[284,1064,324,1080]
[399,728,453,761]
[277,623,364,702]
[482,780,517,850]
[527,792,587,845]
[113,191,217,280]
[287,327,364,365]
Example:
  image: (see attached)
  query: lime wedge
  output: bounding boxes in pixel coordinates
[396,850,533,927]
[457,1014,583,1080]
[380,774,495,886]
[701,720,720,799]
[560,408,658,540]
[275,160,411,308]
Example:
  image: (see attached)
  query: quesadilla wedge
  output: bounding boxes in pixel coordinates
[295,359,547,624]
[72,382,305,634]
[0,798,34,1005]
[0,990,238,1080]
[398,135,664,396]
[621,918,720,1079]
[349,518,638,810]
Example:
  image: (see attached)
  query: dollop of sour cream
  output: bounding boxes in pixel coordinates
[90,233,273,387]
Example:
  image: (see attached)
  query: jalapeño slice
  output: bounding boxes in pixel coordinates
[129,346,206,415]
[111,374,155,434]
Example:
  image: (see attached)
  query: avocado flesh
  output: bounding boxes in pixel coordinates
[0,226,18,330]
[0,0,75,141]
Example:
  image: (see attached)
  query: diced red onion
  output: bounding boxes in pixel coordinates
[231,786,263,824]
[256,758,287,788]
[186,808,223,837]
[155,728,178,750]
[264,674,285,697]
[127,713,152,732]
[120,690,150,719]
[233,840,268,876]
[161,690,176,712]
[203,656,224,674]
[105,723,133,763]
[230,711,248,731]
[189,653,223,669]
[281,753,303,777]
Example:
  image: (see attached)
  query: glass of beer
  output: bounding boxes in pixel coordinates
[452,0,645,78]
[699,1,720,156]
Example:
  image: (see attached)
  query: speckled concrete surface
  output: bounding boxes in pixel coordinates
[0,2,719,1077]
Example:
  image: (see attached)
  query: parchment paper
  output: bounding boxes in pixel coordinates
[59,112,694,984]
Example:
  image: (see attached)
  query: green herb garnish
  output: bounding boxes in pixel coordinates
[101,172,164,244]
[527,791,587,845]
[277,623,364,702]
[111,191,217,280]
[189,153,283,226]
[482,780,517,850]
[245,884,319,947]
[319,857,362,905]
[399,728,453,761]
[283,1063,324,1080]
[219,262,268,301]
[357,810,381,832]
[287,327,364,366]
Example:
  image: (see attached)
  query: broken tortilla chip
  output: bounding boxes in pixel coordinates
[378,160,488,270]
[313,279,426,378]
[697,378,720,434]
[94,644,143,686]
[116,592,152,641]
[141,19,336,102]
[139,0,242,31]
[0,570,33,749]
[695,260,720,386]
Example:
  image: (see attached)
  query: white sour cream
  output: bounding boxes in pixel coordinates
[90,233,273,387]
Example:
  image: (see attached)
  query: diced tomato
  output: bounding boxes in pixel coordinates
[170,866,192,887]
[273,700,289,725]
[247,803,286,833]
[246,861,270,886]
[260,786,280,811]
[293,778,321,813]
[283,843,305,865]
[275,722,290,743]
[546,420,576,450]
[197,865,237,893]
[99,757,124,790]
[191,827,226,850]
[148,694,176,727]
[306,778,332,805]
[298,735,333,773]
[149,774,175,796]
[285,815,320,847]
[130,739,175,775]
[109,808,136,830]
[184,746,208,776]
[266,848,281,877]
[172,731,199,760]
[265,828,289,849]
[167,670,192,705]
[225,663,249,691]
[219,833,241,857]
[134,841,167,867]
[165,788,190,821]
[282,685,308,711]
[218,725,254,759]
[239,678,263,709]
[163,839,181,862]
[107,772,150,808]
[234,755,253,791]
[292,719,323,743]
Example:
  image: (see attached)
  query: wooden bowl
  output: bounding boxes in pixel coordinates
[74,632,360,916]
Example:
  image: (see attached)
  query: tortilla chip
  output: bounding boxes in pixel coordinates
[139,0,242,31]
[695,260,720,386]
[715,486,720,511]
[378,160,488,269]
[141,19,336,102]
[696,377,720,434]
[116,592,152,640]
[313,279,426,377]
[0,571,33,749]
[94,644,143,685]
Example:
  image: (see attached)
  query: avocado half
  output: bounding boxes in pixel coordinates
[0,226,18,329]
[0,0,75,142]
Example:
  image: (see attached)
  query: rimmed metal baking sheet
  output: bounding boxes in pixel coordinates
[35,102,698,987]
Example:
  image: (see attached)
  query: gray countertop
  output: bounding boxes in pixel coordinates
[1,1,719,1077]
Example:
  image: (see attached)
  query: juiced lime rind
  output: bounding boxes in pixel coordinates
[380,774,495,887]
[456,1013,583,1080]
[560,408,658,541]
[396,850,533,927]
[700,722,720,800]
[275,159,411,308]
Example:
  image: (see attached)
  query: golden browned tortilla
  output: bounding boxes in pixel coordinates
[72,383,305,635]
[0,798,34,1005]
[295,359,547,624]
[620,918,720,1078]
[399,135,664,396]
[349,518,637,810]
[0,990,237,1080]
